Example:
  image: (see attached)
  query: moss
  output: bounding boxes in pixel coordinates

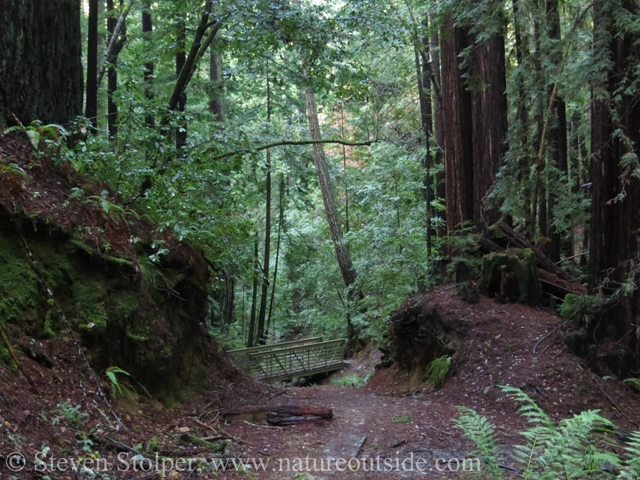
[72,281,107,333]
[479,249,542,306]
[0,343,16,370]
[0,234,40,321]
[559,293,602,322]
[126,332,148,342]
[107,290,139,323]
[70,238,133,268]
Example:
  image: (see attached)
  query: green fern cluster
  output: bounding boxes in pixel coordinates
[454,386,640,479]
[423,355,451,388]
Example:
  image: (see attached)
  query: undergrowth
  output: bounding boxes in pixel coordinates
[423,355,451,388]
[454,385,640,479]
[330,373,370,388]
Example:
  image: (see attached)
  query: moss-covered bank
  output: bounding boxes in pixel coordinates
[0,215,209,402]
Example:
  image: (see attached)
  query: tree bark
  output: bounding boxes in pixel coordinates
[545,0,568,262]
[441,17,474,234]
[266,176,285,339]
[0,0,83,128]
[589,0,640,374]
[303,88,358,291]
[429,12,446,236]
[86,0,99,127]
[469,31,508,232]
[106,0,127,137]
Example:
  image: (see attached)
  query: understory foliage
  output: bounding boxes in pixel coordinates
[7,0,637,350]
[455,386,640,479]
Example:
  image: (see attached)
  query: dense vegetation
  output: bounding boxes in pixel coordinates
[2,0,640,374]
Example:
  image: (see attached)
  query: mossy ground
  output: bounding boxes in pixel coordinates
[0,226,207,399]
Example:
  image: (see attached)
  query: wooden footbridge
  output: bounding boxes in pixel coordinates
[227,337,346,382]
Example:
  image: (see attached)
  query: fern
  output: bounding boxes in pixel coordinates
[619,431,640,479]
[456,386,639,480]
[454,407,503,479]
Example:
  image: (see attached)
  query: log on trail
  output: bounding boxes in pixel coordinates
[223,405,332,426]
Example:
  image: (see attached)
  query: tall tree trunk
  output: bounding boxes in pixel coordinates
[513,0,533,232]
[176,20,187,150]
[546,0,568,262]
[304,77,361,350]
[469,29,508,232]
[247,234,259,348]
[106,0,126,137]
[415,31,433,254]
[429,12,446,236]
[441,18,474,234]
[304,87,357,287]
[304,87,359,291]
[266,176,285,339]
[86,0,99,128]
[209,44,224,121]
[0,0,83,128]
[589,0,640,375]
[142,0,154,127]
[256,72,272,346]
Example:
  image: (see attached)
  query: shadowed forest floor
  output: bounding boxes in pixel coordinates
[2,286,640,479]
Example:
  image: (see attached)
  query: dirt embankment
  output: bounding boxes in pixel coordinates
[373,286,640,431]
[0,133,223,400]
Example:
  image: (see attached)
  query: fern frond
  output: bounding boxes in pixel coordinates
[619,431,640,479]
[454,407,503,479]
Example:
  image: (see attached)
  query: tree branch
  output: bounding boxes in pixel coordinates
[208,139,375,162]
[168,1,217,111]
[97,0,134,85]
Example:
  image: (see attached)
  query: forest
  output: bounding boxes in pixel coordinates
[2,0,640,478]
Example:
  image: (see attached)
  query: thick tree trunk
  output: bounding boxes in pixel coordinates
[441,17,474,235]
[469,33,507,232]
[546,0,568,262]
[0,0,83,128]
[589,0,640,375]
[86,0,99,127]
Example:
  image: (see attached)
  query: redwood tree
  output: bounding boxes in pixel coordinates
[0,0,83,127]
[440,1,508,235]
[589,0,640,375]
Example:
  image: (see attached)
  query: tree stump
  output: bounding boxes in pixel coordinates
[480,248,542,306]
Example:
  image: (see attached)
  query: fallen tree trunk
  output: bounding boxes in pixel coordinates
[538,269,587,297]
[223,405,332,425]
[495,222,575,283]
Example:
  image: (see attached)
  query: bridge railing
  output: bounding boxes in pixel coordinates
[228,338,346,382]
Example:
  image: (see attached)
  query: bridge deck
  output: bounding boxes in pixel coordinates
[227,338,346,382]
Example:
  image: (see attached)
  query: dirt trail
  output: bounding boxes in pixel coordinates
[224,385,469,479]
